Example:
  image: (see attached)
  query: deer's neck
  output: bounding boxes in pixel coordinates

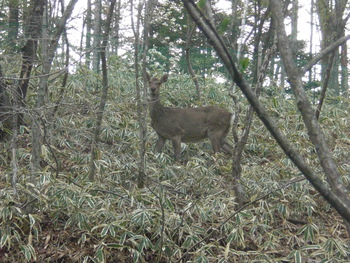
[149,96,165,119]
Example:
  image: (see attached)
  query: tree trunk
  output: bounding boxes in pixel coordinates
[89,0,117,181]
[85,0,92,68]
[316,0,348,95]
[0,64,12,140]
[140,0,156,188]
[112,0,122,55]
[185,19,200,101]
[7,0,20,52]
[18,0,45,126]
[131,0,142,187]
[237,0,248,59]
[308,0,314,83]
[340,42,349,96]
[92,0,102,73]
[291,0,298,54]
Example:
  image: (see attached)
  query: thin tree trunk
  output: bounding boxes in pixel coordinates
[113,0,122,55]
[92,0,102,73]
[89,0,116,181]
[237,0,248,59]
[308,0,314,83]
[229,0,239,52]
[185,20,200,101]
[0,64,12,140]
[290,0,298,54]
[11,84,19,198]
[140,0,155,188]
[340,41,349,96]
[316,0,348,95]
[7,0,19,52]
[131,0,141,187]
[85,0,92,68]
[18,0,45,126]
[316,53,335,120]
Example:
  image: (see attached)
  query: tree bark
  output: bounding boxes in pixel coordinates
[316,0,348,95]
[85,0,92,68]
[0,65,12,140]
[140,0,156,188]
[18,0,45,125]
[7,0,20,52]
[185,20,200,101]
[92,0,102,73]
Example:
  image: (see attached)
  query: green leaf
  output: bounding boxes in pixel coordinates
[101,225,109,237]
[19,125,25,134]
[0,234,8,248]
[194,255,209,263]
[294,250,302,263]
[198,0,206,9]
[28,214,36,227]
[96,246,104,263]
[165,197,174,211]
[218,18,230,34]
[239,57,250,71]
[106,243,125,248]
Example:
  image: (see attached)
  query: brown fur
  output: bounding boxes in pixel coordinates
[147,73,233,161]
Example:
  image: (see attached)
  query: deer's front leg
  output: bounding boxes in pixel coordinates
[171,136,182,161]
[155,136,166,152]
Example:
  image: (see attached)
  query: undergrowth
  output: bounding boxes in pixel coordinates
[0,59,350,262]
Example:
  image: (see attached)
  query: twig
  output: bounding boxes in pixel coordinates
[0,68,67,81]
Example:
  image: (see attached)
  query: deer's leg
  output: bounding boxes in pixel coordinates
[155,136,166,152]
[220,139,233,155]
[171,136,182,161]
[208,130,221,153]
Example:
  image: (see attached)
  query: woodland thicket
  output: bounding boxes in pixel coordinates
[1,0,350,262]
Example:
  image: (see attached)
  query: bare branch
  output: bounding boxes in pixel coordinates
[301,34,350,75]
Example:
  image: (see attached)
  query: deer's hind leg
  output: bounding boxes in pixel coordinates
[208,130,223,154]
[220,139,233,155]
[208,127,232,155]
[155,135,166,152]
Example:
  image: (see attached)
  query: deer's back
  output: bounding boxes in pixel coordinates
[151,105,232,142]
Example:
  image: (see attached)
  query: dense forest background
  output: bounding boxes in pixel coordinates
[0,0,350,262]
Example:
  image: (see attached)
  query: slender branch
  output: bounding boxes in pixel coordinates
[316,53,335,120]
[1,68,67,81]
[301,34,350,75]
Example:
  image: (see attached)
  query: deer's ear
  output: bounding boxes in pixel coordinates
[161,74,169,83]
[146,72,151,81]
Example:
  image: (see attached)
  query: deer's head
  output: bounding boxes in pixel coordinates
[147,73,169,98]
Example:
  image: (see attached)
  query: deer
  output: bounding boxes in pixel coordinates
[147,72,233,162]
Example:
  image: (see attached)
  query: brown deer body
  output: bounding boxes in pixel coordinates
[147,73,233,161]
